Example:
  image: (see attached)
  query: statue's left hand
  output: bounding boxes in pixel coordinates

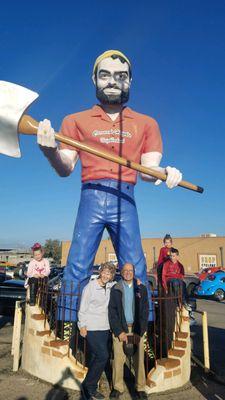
[155,166,182,189]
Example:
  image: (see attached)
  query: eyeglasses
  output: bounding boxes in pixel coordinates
[98,70,129,83]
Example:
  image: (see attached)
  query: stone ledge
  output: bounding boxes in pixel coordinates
[173,368,181,376]
[72,369,86,379]
[175,331,188,339]
[164,370,172,379]
[31,314,45,320]
[36,330,51,337]
[157,358,180,369]
[44,340,69,348]
[52,350,68,359]
[41,347,51,355]
[168,349,185,358]
[174,340,187,349]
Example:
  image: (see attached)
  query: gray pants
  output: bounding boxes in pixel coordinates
[112,328,146,393]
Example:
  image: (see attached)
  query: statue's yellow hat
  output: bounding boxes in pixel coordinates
[93,50,131,74]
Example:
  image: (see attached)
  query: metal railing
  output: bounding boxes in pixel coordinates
[147,287,183,371]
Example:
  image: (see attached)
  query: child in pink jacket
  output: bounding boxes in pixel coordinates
[26,243,50,306]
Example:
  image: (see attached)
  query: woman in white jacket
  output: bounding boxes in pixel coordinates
[78,262,116,400]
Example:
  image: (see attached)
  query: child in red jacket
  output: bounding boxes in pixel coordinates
[158,234,173,267]
[162,248,191,310]
[157,234,173,289]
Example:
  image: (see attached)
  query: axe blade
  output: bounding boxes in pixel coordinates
[0,81,39,158]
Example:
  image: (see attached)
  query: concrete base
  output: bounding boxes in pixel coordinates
[21,304,87,391]
[145,307,191,394]
[21,304,191,394]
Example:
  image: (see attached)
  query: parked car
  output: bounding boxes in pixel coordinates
[0,279,26,315]
[0,272,12,283]
[4,265,18,278]
[196,266,225,281]
[148,270,200,296]
[194,271,225,301]
[184,274,200,296]
[14,263,28,279]
[147,273,196,310]
[0,268,65,316]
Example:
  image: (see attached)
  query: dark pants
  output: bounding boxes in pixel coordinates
[167,278,188,303]
[28,277,39,305]
[83,330,110,395]
[28,277,48,306]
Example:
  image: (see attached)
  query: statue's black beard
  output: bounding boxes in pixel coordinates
[96,87,129,105]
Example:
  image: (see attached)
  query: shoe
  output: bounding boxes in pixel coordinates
[81,384,89,400]
[81,386,105,400]
[109,389,122,399]
[135,391,148,399]
[91,391,105,399]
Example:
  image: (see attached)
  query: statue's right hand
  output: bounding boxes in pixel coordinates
[37,119,57,148]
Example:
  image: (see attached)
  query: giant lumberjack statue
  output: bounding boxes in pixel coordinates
[37,50,182,318]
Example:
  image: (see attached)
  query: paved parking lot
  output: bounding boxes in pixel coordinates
[191,298,225,378]
[0,298,225,400]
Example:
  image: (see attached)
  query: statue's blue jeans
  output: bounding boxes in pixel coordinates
[59,179,153,321]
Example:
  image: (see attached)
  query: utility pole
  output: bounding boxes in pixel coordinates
[104,246,107,262]
[219,247,224,267]
[153,246,156,266]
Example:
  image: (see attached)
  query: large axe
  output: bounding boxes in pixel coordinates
[0,81,203,193]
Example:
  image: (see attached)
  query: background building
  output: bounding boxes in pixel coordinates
[0,248,32,265]
[61,234,225,273]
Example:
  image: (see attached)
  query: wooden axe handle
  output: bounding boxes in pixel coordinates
[19,115,204,193]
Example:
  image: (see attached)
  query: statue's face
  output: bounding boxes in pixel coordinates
[93,57,131,105]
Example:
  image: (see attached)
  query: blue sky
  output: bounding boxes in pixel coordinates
[1,0,225,248]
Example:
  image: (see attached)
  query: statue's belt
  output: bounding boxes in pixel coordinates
[82,183,136,207]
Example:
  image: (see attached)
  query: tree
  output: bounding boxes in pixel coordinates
[44,239,62,264]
